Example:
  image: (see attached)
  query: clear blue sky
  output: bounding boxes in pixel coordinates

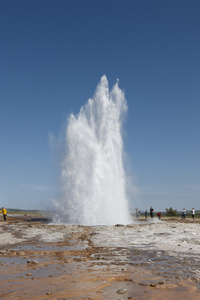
[1,0,200,212]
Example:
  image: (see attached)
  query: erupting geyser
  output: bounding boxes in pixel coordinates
[54,75,132,225]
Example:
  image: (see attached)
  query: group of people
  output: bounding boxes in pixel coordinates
[145,207,196,220]
[182,208,195,220]
[143,207,161,220]
[148,207,161,219]
[0,207,7,221]
[135,208,160,220]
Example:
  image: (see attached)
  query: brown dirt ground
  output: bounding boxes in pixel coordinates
[0,215,200,300]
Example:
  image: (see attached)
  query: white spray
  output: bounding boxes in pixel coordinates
[53,75,132,225]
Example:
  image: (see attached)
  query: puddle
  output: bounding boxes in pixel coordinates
[0,260,84,280]
[4,241,88,252]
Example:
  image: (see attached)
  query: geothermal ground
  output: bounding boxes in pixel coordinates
[0,215,200,299]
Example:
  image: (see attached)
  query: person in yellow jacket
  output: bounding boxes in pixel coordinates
[0,207,7,221]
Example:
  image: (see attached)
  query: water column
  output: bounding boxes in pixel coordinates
[53,75,131,225]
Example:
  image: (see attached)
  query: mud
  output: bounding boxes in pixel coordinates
[0,215,200,299]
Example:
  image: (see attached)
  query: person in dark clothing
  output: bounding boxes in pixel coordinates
[150,206,154,218]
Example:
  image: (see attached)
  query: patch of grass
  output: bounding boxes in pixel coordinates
[7,208,47,215]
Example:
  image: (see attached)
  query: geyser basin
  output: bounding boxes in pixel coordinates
[54,76,132,225]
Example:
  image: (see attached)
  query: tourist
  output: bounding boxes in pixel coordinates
[136,208,140,220]
[150,206,154,218]
[0,207,7,221]
[182,208,186,220]
[157,212,161,219]
[145,210,148,220]
[191,208,195,220]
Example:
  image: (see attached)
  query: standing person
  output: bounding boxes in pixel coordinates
[145,210,148,220]
[0,207,7,221]
[191,208,195,220]
[136,208,140,220]
[182,208,186,220]
[150,206,154,218]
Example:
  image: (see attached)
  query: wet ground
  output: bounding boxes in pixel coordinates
[0,215,200,299]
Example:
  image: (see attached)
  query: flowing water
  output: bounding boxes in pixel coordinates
[53,76,131,225]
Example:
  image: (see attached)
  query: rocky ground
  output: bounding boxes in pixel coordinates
[0,214,200,299]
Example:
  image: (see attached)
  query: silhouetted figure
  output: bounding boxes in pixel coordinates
[150,206,154,218]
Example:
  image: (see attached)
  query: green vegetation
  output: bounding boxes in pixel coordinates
[8,208,42,213]
[165,207,177,216]
[7,208,43,215]
[5,209,53,219]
